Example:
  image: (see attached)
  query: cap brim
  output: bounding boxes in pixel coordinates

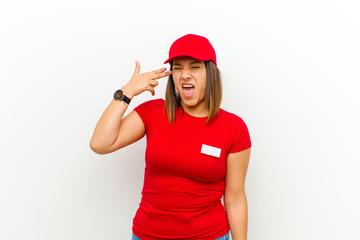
[163,53,212,65]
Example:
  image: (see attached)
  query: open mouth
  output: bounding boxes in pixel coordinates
[182,84,195,98]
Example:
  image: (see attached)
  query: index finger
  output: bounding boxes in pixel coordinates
[152,70,172,80]
[153,67,167,74]
[143,67,169,78]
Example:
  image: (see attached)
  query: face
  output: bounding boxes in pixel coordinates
[172,56,207,114]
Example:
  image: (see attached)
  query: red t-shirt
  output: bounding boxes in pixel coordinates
[132,98,252,240]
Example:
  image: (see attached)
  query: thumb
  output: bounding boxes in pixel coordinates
[133,60,140,75]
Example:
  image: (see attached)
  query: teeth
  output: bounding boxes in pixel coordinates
[182,84,194,88]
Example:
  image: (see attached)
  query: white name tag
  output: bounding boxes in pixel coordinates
[201,144,221,158]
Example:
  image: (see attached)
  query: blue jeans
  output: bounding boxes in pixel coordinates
[132,231,230,240]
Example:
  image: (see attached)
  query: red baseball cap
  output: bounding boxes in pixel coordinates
[164,34,217,66]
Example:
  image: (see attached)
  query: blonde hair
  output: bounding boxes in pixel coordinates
[165,60,222,124]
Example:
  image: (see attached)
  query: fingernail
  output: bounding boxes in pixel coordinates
[162,67,166,70]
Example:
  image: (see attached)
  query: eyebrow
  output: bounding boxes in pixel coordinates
[173,61,202,66]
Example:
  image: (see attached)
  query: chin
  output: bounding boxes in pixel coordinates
[181,98,199,107]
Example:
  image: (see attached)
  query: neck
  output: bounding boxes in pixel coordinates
[181,102,208,117]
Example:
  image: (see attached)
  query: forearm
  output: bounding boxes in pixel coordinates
[90,87,133,153]
[90,62,170,154]
[225,198,248,240]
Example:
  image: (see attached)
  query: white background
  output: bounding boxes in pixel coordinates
[1,0,359,239]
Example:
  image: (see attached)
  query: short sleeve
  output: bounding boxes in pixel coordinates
[133,98,163,130]
[229,116,252,153]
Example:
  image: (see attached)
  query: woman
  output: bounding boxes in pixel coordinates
[90,34,252,240]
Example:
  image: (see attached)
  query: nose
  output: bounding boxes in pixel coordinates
[180,67,191,80]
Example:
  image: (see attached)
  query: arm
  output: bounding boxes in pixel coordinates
[224,148,251,240]
[89,98,143,155]
[89,61,171,154]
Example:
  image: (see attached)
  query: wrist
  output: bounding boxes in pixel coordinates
[120,85,134,99]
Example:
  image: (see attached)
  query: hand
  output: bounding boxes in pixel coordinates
[121,60,172,98]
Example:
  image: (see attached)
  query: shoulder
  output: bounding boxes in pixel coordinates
[140,98,164,106]
[217,108,247,125]
[133,98,166,126]
[134,98,164,110]
[133,98,164,115]
[219,109,252,153]
[216,108,250,135]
